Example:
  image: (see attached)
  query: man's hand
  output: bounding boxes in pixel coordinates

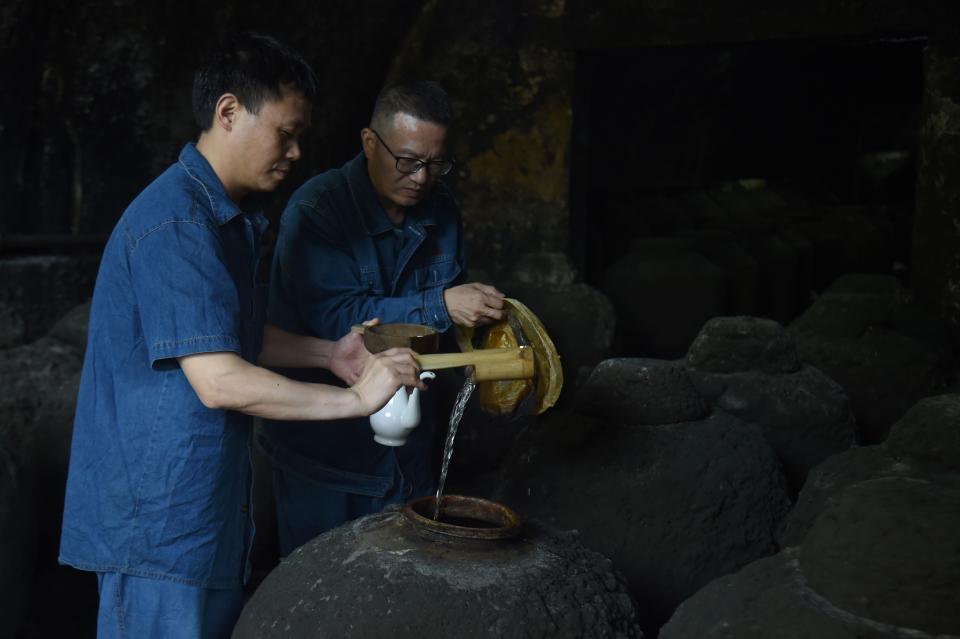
[329,332,369,385]
[330,318,383,384]
[443,282,506,328]
[350,347,425,415]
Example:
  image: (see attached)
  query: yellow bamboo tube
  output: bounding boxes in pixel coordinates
[415,346,531,372]
[470,349,536,382]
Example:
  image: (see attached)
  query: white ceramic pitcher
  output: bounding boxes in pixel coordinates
[369,371,436,446]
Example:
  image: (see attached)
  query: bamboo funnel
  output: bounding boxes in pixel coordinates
[417,346,535,382]
[352,323,536,382]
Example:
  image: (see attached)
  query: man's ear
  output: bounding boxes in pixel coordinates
[214,94,241,132]
[360,128,376,160]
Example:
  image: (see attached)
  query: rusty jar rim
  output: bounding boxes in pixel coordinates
[402,494,521,540]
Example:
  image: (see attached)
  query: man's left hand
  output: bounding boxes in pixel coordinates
[443,282,506,328]
[330,319,379,384]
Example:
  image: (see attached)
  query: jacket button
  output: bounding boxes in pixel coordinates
[240,504,248,514]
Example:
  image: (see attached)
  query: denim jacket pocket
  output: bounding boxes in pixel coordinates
[414,256,461,290]
[359,264,386,296]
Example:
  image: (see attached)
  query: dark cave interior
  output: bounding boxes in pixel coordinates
[575,36,924,302]
[1,2,959,638]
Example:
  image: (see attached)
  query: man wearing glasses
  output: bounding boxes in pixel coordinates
[262,80,505,555]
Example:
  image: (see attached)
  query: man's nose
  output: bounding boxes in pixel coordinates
[287,140,302,162]
[409,165,429,185]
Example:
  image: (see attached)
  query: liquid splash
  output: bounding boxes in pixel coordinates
[433,378,477,520]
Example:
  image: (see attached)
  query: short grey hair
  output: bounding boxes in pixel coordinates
[370,80,452,132]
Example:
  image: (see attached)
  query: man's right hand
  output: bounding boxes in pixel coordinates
[350,347,425,415]
[443,282,506,328]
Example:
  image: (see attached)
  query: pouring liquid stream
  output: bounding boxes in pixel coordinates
[433,378,477,520]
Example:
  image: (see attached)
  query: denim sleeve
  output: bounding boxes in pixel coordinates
[451,204,468,286]
[270,203,455,340]
[130,221,242,366]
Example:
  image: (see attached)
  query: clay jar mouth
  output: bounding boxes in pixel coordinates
[402,495,521,540]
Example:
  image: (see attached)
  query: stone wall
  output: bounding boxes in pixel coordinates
[3,0,956,289]
[0,0,426,237]
[914,37,960,339]
[386,0,573,279]
[566,0,939,46]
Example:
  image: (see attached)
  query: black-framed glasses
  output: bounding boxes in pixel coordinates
[370,128,454,177]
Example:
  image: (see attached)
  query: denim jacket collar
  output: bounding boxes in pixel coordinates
[177,143,267,233]
[344,152,437,235]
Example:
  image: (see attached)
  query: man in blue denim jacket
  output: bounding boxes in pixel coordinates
[59,34,423,639]
[263,81,506,555]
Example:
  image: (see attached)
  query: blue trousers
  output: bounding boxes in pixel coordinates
[271,460,416,556]
[272,448,435,556]
[96,572,244,639]
[261,409,437,557]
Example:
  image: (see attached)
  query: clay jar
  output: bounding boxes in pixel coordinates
[232,496,643,638]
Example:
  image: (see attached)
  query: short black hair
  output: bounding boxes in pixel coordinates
[192,32,317,130]
[370,80,452,132]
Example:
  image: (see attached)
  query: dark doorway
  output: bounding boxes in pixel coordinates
[571,37,925,355]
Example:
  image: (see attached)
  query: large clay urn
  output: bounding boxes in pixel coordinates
[233,496,643,638]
